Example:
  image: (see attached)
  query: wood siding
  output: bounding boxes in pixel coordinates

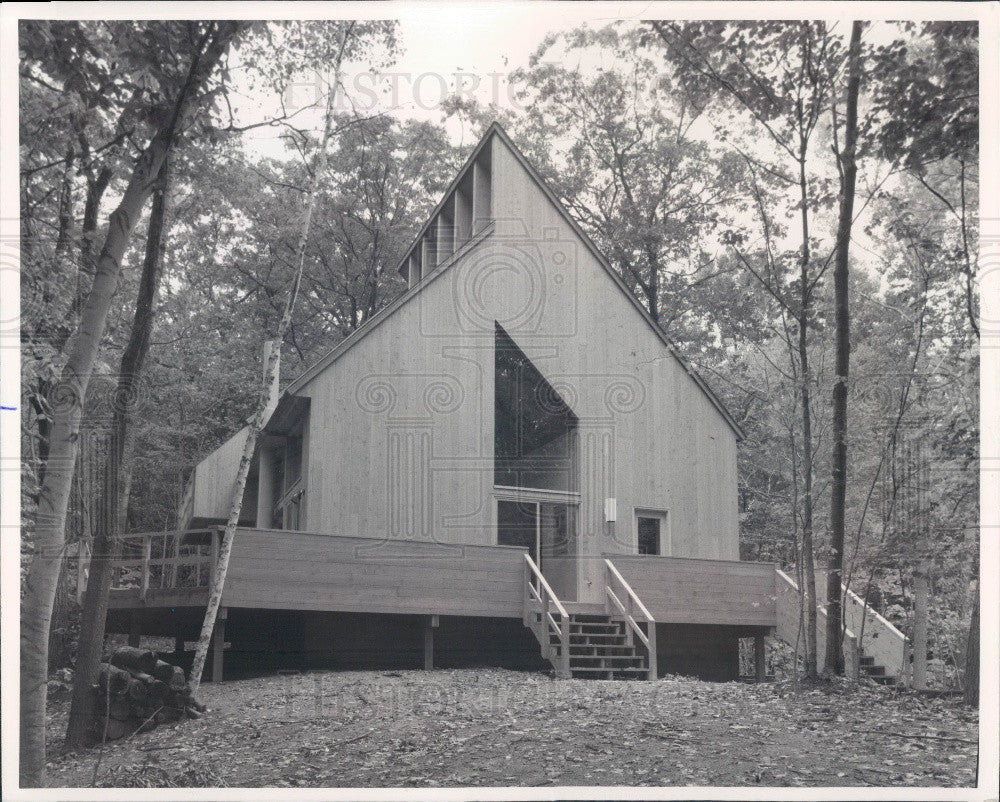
[220,528,527,618]
[292,131,740,582]
[604,555,777,626]
[109,532,776,632]
[188,425,256,524]
[177,128,744,623]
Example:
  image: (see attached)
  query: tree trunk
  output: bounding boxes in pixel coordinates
[189,25,353,692]
[20,24,239,785]
[912,569,929,690]
[796,144,818,679]
[799,308,818,678]
[54,144,75,260]
[964,582,979,707]
[65,158,173,749]
[824,20,864,676]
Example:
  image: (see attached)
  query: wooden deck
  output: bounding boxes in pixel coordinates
[108,529,777,629]
[109,528,529,618]
[603,554,777,628]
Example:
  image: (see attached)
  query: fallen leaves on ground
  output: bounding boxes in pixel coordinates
[44,669,978,788]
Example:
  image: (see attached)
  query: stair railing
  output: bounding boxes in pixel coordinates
[604,558,658,680]
[776,569,906,683]
[522,554,571,678]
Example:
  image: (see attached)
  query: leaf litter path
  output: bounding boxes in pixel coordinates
[45,668,978,788]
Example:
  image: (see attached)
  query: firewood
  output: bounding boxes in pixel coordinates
[107,698,133,721]
[97,664,131,694]
[110,646,158,674]
[153,661,187,690]
[90,657,206,739]
[126,677,148,702]
[102,717,131,741]
[123,667,169,700]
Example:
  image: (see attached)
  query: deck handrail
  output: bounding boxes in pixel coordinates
[522,554,570,678]
[604,559,654,621]
[604,558,658,679]
[524,554,568,618]
[107,528,223,597]
[776,568,907,682]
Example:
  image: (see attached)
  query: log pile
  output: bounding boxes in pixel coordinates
[91,647,206,742]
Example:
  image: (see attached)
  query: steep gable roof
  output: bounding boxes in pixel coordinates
[287,122,744,440]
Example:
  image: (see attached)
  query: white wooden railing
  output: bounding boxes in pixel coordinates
[604,558,658,680]
[776,569,907,682]
[522,554,571,678]
[838,577,910,683]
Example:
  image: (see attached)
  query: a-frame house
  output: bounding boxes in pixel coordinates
[104,124,907,684]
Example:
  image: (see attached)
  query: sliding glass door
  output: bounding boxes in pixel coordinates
[497,498,577,600]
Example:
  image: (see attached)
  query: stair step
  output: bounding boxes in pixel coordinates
[569,666,649,674]
[526,611,653,681]
[569,643,635,655]
[555,634,628,645]
[570,656,646,667]
[862,665,886,677]
[570,624,621,634]
[554,644,638,655]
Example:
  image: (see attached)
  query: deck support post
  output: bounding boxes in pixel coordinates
[754,633,767,682]
[647,622,658,680]
[128,613,141,648]
[424,615,439,671]
[540,596,550,661]
[140,534,151,601]
[844,632,860,681]
[522,560,531,626]
[556,614,571,679]
[211,607,227,683]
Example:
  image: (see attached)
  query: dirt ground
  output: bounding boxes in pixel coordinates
[45,668,979,788]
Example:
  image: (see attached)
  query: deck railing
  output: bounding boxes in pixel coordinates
[110,528,221,600]
[604,558,658,680]
[776,569,905,682]
[523,554,571,678]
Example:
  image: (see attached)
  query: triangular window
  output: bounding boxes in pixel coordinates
[494,322,578,492]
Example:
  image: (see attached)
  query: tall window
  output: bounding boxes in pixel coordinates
[494,323,578,491]
[270,434,305,530]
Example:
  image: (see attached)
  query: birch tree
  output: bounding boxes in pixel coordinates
[20,22,242,785]
[188,24,354,693]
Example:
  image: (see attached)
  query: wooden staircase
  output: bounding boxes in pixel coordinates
[522,554,657,680]
[775,569,909,685]
[551,614,651,679]
[859,654,896,685]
